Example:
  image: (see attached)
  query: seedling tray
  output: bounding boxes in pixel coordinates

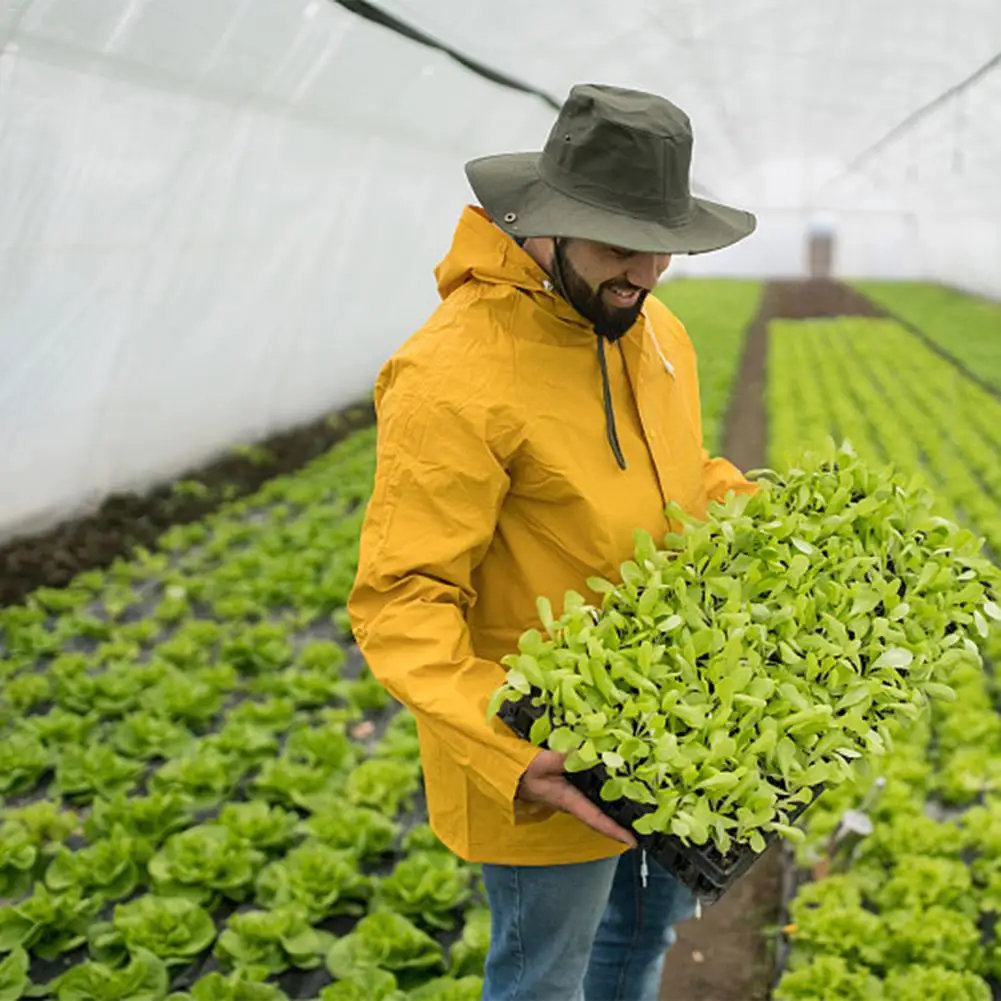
[498,695,818,905]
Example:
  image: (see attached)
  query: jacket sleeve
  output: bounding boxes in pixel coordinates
[346,367,540,823]
[703,450,759,503]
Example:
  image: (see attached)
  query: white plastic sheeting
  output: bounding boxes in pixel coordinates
[376,0,1001,289]
[1,0,999,540]
[0,0,554,540]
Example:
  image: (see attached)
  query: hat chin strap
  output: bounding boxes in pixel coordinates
[551,239,628,472]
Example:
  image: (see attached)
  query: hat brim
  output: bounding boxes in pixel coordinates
[465,152,756,255]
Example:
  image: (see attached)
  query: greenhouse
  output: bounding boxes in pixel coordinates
[2,2,1000,1000]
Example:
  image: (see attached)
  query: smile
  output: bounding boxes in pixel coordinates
[606,286,641,307]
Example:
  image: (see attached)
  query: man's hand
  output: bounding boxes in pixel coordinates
[516,750,637,848]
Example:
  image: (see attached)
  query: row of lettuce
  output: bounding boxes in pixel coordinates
[768,315,1001,557]
[853,281,1001,393]
[768,312,1001,1000]
[0,429,488,1001]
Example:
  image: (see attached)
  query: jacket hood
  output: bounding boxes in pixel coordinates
[435,205,548,303]
[433,205,646,471]
[435,206,597,335]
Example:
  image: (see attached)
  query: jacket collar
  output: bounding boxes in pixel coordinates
[435,205,649,340]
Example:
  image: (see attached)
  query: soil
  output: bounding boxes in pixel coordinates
[0,401,375,608]
[661,844,783,1001]
[722,279,884,472]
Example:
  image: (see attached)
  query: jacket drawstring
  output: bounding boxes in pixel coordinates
[596,335,628,471]
[546,237,629,473]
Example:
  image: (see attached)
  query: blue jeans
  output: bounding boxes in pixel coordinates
[481,850,696,1001]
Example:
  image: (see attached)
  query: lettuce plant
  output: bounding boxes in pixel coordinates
[372,852,473,930]
[88,895,216,968]
[314,968,404,1001]
[785,896,885,970]
[344,760,419,816]
[854,813,965,866]
[936,745,1001,805]
[54,744,144,803]
[0,947,29,1001]
[15,708,98,750]
[192,662,241,694]
[882,965,991,1001]
[371,713,420,763]
[216,801,298,852]
[2,672,51,713]
[871,854,975,917]
[224,698,298,733]
[84,792,193,861]
[45,828,141,903]
[346,675,392,713]
[53,663,146,718]
[297,640,346,674]
[251,756,342,810]
[45,948,168,1001]
[202,720,280,762]
[0,733,50,796]
[297,802,399,860]
[114,618,163,648]
[325,912,445,983]
[449,908,490,978]
[222,627,293,676]
[0,823,39,900]
[0,884,102,959]
[255,841,371,920]
[150,746,246,810]
[214,906,332,976]
[4,799,77,840]
[148,824,265,905]
[153,595,192,626]
[774,954,883,1001]
[167,969,290,1001]
[408,977,484,1001]
[882,905,984,972]
[283,726,357,773]
[401,825,447,856]
[139,671,224,726]
[249,668,346,709]
[111,712,196,760]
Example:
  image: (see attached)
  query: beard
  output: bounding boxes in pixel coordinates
[554,240,648,341]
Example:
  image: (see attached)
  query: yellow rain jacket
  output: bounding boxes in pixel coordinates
[347,205,754,866]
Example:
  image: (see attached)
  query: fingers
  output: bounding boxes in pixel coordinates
[547,779,637,848]
[517,749,637,847]
[528,749,567,775]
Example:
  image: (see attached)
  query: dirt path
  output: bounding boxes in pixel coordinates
[660,846,783,1001]
[660,278,884,1001]
[722,279,885,473]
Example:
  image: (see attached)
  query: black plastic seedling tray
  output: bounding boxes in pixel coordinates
[498,696,818,905]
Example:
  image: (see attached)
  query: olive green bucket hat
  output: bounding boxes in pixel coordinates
[465,83,756,255]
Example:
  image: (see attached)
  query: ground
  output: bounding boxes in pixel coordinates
[660,845,782,1001]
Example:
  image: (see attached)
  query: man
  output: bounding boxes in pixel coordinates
[348,84,757,1001]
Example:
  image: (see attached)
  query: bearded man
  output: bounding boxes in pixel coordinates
[349,83,757,1001]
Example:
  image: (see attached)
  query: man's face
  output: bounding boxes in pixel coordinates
[555,238,672,339]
